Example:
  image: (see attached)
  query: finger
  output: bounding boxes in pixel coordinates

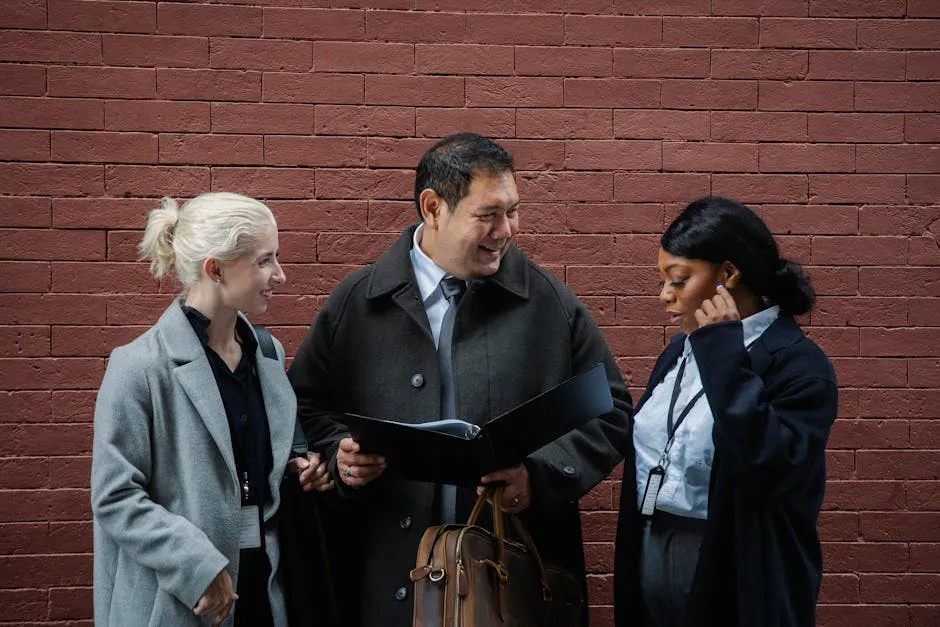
[314,479,335,492]
[307,452,321,467]
[346,452,386,467]
[193,597,209,616]
[700,298,717,317]
[480,469,511,485]
[693,308,709,328]
[338,437,359,453]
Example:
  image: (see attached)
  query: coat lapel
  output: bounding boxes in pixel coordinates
[254,345,297,519]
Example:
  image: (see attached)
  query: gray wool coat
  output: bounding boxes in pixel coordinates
[91,301,296,627]
[288,225,633,627]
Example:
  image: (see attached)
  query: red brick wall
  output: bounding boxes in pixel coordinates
[1,1,938,625]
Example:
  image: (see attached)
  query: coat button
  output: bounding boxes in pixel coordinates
[395,586,408,601]
[400,516,412,529]
[410,373,424,388]
[562,465,576,476]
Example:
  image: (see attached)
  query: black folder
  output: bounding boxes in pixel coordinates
[336,362,614,487]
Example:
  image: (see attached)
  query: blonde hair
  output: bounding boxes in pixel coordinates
[139,192,276,287]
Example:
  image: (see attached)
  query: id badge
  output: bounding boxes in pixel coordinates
[640,466,664,517]
[239,505,261,549]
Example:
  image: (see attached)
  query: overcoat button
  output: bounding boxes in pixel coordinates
[395,586,408,601]
[410,373,424,388]
[400,516,412,529]
[562,465,576,476]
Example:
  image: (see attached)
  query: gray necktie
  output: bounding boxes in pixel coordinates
[437,277,465,523]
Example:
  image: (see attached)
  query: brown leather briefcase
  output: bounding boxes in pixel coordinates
[410,487,582,627]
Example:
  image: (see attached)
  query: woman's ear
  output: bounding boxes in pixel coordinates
[721,261,741,289]
[419,188,446,229]
[204,258,222,284]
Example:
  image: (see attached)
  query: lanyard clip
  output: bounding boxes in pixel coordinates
[241,472,251,504]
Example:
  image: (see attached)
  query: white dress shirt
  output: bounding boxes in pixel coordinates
[633,306,781,519]
[409,224,464,348]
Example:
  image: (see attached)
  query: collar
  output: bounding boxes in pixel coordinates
[366,224,530,301]
[181,302,259,356]
[409,223,449,303]
[742,305,780,348]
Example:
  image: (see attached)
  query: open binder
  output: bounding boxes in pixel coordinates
[336,362,614,486]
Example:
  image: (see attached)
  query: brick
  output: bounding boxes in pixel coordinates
[0,30,100,64]
[0,588,46,621]
[819,573,859,603]
[273,268,359,300]
[48,66,155,99]
[467,77,561,107]
[105,165,210,198]
[104,294,174,325]
[414,107,514,139]
[811,0,905,17]
[0,97,103,131]
[518,202,568,233]
[859,19,940,50]
[861,574,940,603]
[566,78,661,109]
[1,324,49,359]
[908,52,940,81]
[910,359,940,388]
[825,480,905,511]
[494,139,565,170]
[465,13,563,45]
[711,112,808,141]
[211,167,315,200]
[711,0,808,16]
[856,83,940,112]
[860,389,940,418]
[157,2,261,36]
[263,8,364,40]
[862,267,940,297]
[615,48,709,79]
[662,80,756,110]
[0,64,46,96]
[759,144,855,173]
[0,294,105,325]
[906,114,940,143]
[613,0,709,15]
[0,260,50,293]
[48,0,155,33]
[819,511,859,541]
[417,43,514,75]
[760,80,854,112]
[107,230,141,262]
[760,18,856,48]
[828,419,909,450]
[519,172,613,202]
[516,234,615,265]
[160,134,263,166]
[713,174,807,203]
[565,15,662,46]
[0,553,93,587]
[0,130,48,162]
[909,299,940,326]
[317,105,415,137]
[48,586,92,620]
[212,103,313,135]
[809,51,906,81]
[664,142,757,172]
[567,204,662,235]
[857,145,940,174]
[808,113,904,143]
[106,100,208,133]
[911,543,940,570]
[273,232,317,264]
[518,46,611,77]
[663,17,758,47]
[156,69,261,102]
[46,392,96,424]
[4,0,46,28]
[810,175,906,204]
[266,136,366,168]
[210,38,312,72]
[909,176,940,204]
[803,266,858,296]
[861,328,940,358]
[612,234,661,265]
[0,164,103,197]
[812,296,906,326]
[908,483,940,512]
[52,198,154,229]
[51,325,148,357]
[316,168,412,200]
[766,205,858,236]
[909,0,940,16]
[614,173,709,203]
[50,261,155,294]
[517,0,612,12]
[817,605,908,627]
[366,75,463,107]
[319,42,414,74]
[367,200,421,231]
[264,73,363,105]
[365,138,433,169]
[102,34,206,68]
[615,110,709,141]
[0,358,103,391]
[565,140,660,170]
[365,10,464,43]
[0,229,104,261]
[711,50,806,80]
[51,131,157,165]
[517,109,612,139]
[317,233,399,264]
[831,357,908,387]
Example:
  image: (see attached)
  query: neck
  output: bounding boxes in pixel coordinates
[184,284,239,351]
[731,289,763,320]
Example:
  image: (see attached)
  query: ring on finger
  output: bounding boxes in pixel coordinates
[343,465,352,478]
[510,496,520,507]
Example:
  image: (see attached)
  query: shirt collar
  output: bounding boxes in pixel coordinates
[409,223,450,303]
[181,302,259,356]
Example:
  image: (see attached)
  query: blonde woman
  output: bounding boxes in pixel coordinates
[91,192,332,626]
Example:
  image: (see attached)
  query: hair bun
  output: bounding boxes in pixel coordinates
[771,259,814,316]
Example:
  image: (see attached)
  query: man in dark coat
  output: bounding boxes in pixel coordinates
[288,132,632,627]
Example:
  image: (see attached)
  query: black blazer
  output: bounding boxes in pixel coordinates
[614,316,838,627]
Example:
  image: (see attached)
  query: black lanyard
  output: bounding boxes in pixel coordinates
[661,355,706,462]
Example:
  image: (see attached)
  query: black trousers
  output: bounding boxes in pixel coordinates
[234,548,274,627]
[639,510,707,627]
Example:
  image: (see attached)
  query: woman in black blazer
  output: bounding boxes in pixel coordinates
[614,196,838,627]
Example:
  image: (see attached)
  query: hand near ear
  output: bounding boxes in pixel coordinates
[694,285,741,329]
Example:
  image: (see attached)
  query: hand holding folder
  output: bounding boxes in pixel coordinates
[335,363,614,487]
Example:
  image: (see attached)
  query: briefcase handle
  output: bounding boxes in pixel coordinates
[467,486,554,603]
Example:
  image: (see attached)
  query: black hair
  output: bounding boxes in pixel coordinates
[413,132,515,219]
[662,196,815,316]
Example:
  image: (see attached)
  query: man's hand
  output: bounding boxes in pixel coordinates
[288,452,334,492]
[193,569,237,626]
[693,284,740,330]
[336,437,386,487]
[478,464,531,514]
